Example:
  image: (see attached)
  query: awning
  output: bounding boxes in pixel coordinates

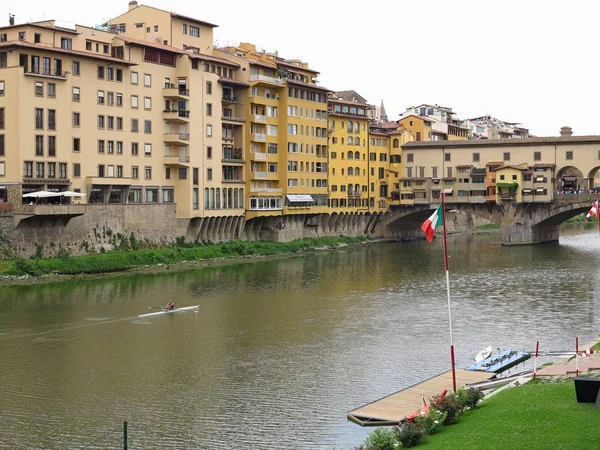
[496,182,518,188]
[286,194,314,203]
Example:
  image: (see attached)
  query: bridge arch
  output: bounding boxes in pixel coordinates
[556,165,585,193]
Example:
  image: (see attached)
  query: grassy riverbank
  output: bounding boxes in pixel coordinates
[0,236,370,277]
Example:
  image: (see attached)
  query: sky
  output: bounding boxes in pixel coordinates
[4,0,600,137]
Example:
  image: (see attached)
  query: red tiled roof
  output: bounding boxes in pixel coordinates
[188,52,240,68]
[115,35,184,54]
[0,22,80,34]
[277,60,320,74]
[170,13,218,28]
[0,40,136,65]
[400,114,435,123]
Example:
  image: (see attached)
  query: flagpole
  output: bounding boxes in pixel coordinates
[441,192,457,392]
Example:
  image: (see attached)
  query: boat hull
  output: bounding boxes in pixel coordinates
[138,305,199,318]
[467,350,530,373]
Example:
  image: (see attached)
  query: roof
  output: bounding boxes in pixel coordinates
[109,4,218,29]
[402,135,600,149]
[335,90,369,104]
[456,164,474,168]
[277,60,319,74]
[0,40,136,65]
[219,77,249,88]
[286,78,329,92]
[188,52,240,68]
[116,35,184,54]
[400,114,436,123]
[486,161,504,166]
[0,22,80,35]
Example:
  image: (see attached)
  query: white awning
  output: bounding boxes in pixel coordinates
[286,194,314,203]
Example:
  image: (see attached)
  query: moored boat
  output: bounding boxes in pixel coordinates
[467,349,530,373]
[475,345,492,363]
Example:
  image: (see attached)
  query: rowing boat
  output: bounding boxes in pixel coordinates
[138,305,199,318]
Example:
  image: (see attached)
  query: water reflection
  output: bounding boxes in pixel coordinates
[1,229,599,448]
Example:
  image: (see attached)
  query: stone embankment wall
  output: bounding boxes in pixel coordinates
[0,207,489,259]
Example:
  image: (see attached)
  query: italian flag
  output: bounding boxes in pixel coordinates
[421,205,443,243]
[587,201,599,219]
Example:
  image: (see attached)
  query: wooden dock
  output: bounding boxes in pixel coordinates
[347,369,492,426]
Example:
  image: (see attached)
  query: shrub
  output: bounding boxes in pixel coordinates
[363,427,397,450]
[396,421,425,448]
[413,407,447,435]
[432,391,463,425]
[455,387,484,410]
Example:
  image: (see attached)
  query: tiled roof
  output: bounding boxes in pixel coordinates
[286,78,329,92]
[278,60,319,74]
[0,22,80,34]
[400,114,435,123]
[115,35,184,54]
[336,90,369,104]
[403,135,600,148]
[0,40,136,65]
[170,13,218,28]
[188,52,240,68]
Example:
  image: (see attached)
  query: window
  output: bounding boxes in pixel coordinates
[182,24,187,34]
[48,136,56,157]
[35,135,44,156]
[60,37,72,50]
[206,124,212,136]
[503,152,510,161]
[206,103,212,116]
[144,97,151,110]
[131,142,139,155]
[444,153,451,162]
[48,83,56,98]
[107,141,114,154]
[163,188,174,203]
[154,25,159,32]
[179,168,187,179]
[24,161,33,178]
[406,153,414,163]
[73,138,80,152]
[473,152,480,162]
[207,168,212,180]
[566,151,573,160]
[35,81,43,96]
[534,151,541,161]
[117,141,123,154]
[85,41,92,51]
[98,140,105,153]
[132,166,139,178]
[98,115,105,128]
[131,71,138,84]
[207,146,212,159]
[0,81,4,96]
[145,166,152,179]
[131,119,139,132]
[73,86,80,101]
[103,44,109,55]
[48,109,56,130]
[35,108,44,129]
[116,69,123,82]
[107,92,114,105]
[116,117,123,130]
[36,161,44,178]
[144,143,152,156]
[34,33,41,44]
[206,81,212,94]
[72,61,80,75]
[189,26,200,37]
[19,32,26,40]
[144,120,152,133]
[72,112,80,127]
[98,90,105,104]
[73,163,80,177]
[144,74,151,87]
[98,66,104,79]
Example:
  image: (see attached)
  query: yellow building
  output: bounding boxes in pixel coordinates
[398,115,434,142]
[327,92,370,212]
[495,166,524,204]
[215,43,330,221]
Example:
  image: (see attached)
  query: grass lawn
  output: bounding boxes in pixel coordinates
[420,380,597,450]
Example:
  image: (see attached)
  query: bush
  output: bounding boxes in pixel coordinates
[455,387,484,410]
[432,391,463,425]
[363,427,397,450]
[413,407,447,435]
[396,421,425,448]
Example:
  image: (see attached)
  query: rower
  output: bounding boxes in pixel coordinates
[165,300,175,311]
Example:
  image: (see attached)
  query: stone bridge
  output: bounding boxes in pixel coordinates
[382,194,598,245]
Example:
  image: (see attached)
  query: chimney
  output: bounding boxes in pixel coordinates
[560,126,573,137]
[128,1,138,10]
[9,14,15,26]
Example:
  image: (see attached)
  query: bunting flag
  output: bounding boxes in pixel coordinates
[421,205,443,243]
[586,201,598,219]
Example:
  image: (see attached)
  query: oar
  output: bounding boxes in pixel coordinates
[148,306,163,309]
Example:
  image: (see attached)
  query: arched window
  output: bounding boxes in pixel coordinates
[347,150,353,159]
[354,151,360,160]
[354,121,360,133]
[355,166,360,175]
[204,188,209,209]
[393,138,400,148]
[234,188,239,208]
[348,137,353,146]
[347,183,353,194]
[209,188,215,209]
[347,120,352,130]
[348,167,354,176]
[355,183,360,193]
[228,188,233,208]
[239,188,244,208]
[216,188,221,209]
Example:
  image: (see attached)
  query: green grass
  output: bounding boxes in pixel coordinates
[420,381,597,450]
[475,223,500,229]
[592,341,600,352]
[0,236,369,277]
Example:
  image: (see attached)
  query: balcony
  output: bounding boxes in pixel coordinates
[24,67,68,80]
[249,74,283,85]
[13,204,86,219]
[222,95,238,103]
[163,85,189,100]
[222,178,245,184]
[163,110,190,123]
[163,132,190,145]
[253,171,267,179]
[252,152,267,161]
[347,191,362,197]
[163,154,190,167]
[222,114,245,123]
[254,114,266,122]
[253,133,266,141]
[250,187,283,193]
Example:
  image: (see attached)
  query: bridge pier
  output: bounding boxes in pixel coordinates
[501,221,560,246]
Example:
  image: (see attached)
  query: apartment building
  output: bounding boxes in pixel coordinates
[215,43,330,220]
[0,2,247,227]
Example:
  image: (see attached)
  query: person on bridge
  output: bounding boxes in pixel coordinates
[164,300,175,311]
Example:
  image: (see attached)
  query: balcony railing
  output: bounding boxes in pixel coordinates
[163,132,190,141]
[253,152,267,161]
[249,74,283,84]
[222,96,238,103]
[24,67,68,80]
[250,187,283,193]
[254,114,266,122]
[253,133,266,141]
[253,171,267,179]
[347,191,361,197]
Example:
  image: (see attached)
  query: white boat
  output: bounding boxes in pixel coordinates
[138,305,199,318]
[475,345,492,363]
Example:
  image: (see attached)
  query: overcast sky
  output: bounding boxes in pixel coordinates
[5,0,599,136]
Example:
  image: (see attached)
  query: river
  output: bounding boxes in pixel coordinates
[1,226,599,449]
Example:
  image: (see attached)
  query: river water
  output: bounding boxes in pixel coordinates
[1,226,600,449]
